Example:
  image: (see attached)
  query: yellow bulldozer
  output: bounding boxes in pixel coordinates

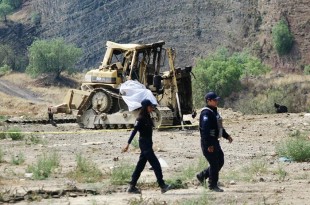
[48,41,193,129]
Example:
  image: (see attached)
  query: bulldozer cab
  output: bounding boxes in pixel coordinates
[96,41,166,86]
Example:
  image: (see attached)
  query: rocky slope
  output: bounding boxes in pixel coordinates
[1,0,309,71]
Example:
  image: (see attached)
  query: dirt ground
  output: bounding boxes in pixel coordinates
[0,74,310,205]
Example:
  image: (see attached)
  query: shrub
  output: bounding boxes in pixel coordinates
[110,162,135,185]
[0,64,11,75]
[276,132,310,162]
[7,128,24,141]
[0,44,26,72]
[11,152,25,165]
[31,12,41,25]
[0,129,6,139]
[272,19,294,56]
[0,148,3,163]
[13,55,28,72]
[244,160,268,177]
[304,65,310,75]
[0,115,7,121]
[25,135,44,145]
[27,151,60,180]
[192,48,269,108]
[67,153,103,183]
[0,44,14,67]
[180,157,208,181]
[271,165,287,181]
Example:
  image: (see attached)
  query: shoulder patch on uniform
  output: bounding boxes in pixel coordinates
[203,116,208,121]
[134,120,139,126]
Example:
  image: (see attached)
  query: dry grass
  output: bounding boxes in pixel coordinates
[267,73,310,86]
[8,0,32,23]
[0,73,83,118]
[1,73,34,85]
[31,86,72,104]
[0,92,47,117]
[229,73,310,113]
[264,74,310,110]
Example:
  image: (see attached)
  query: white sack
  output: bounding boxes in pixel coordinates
[120,80,157,111]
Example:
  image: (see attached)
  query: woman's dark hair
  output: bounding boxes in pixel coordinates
[138,106,154,127]
[138,106,149,119]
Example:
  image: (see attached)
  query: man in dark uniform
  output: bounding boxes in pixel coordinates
[196,91,233,192]
[122,99,170,194]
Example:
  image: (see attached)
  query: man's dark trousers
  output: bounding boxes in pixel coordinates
[198,144,224,188]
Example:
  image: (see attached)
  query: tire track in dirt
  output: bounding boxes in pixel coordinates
[0,79,43,103]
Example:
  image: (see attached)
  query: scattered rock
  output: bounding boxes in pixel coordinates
[229,180,236,185]
[270,152,277,157]
[82,141,104,145]
[24,173,33,178]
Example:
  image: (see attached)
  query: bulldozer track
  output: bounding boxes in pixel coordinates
[5,118,77,125]
[4,117,197,130]
[4,116,135,129]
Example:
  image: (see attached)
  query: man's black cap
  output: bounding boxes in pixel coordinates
[205,92,220,101]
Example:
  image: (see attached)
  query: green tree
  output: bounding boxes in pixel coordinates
[192,48,270,108]
[0,3,13,22]
[272,19,294,56]
[0,44,14,67]
[2,0,22,9]
[0,44,27,72]
[26,38,82,79]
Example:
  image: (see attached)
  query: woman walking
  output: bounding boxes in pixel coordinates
[122,99,171,194]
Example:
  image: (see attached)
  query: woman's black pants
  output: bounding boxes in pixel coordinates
[130,140,165,187]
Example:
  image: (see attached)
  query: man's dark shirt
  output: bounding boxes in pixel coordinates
[199,106,229,148]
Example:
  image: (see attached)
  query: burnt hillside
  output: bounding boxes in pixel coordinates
[1,0,309,71]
